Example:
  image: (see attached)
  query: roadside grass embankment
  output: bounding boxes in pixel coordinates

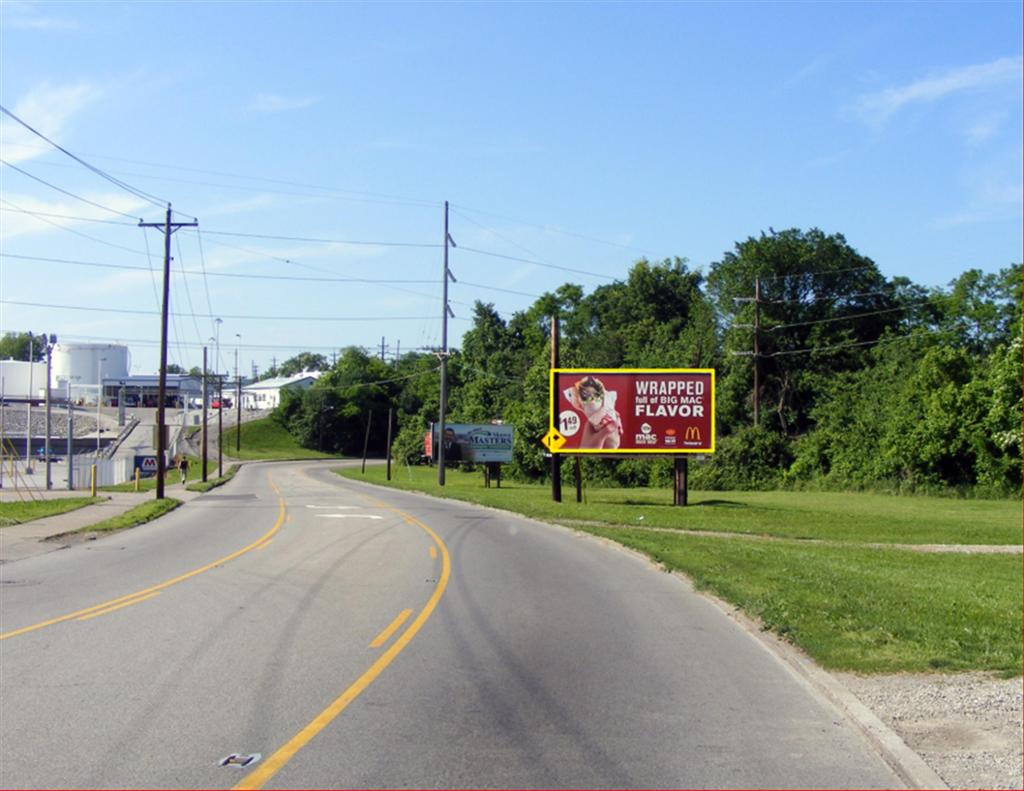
[186,463,241,493]
[74,497,182,534]
[0,497,102,526]
[339,465,1022,676]
[101,454,207,493]
[224,418,341,461]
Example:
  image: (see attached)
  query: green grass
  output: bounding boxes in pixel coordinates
[224,418,341,461]
[101,454,206,492]
[186,463,241,493]
[583,527,1021,675]
[341,465,1020,545]
[0,497,102,526]
[339,465,1023,675]
[77,497,181,533]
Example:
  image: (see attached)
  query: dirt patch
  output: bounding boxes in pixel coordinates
[838,671,1023,789]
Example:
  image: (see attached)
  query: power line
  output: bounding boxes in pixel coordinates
[457,245,618,281]
[451,203,662,257]
[191,228,440,248]
[759,266,877,283]
[768,332,932,358]
[1,298,441,323]
[0,252,440,285]
[0,205,135,226]
[0,160,144,220]
[0,104,171,210]
[0,197,148,255]
[54,332,441,354]
[765,301,931,331]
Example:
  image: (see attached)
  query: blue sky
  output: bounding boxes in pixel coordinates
[1,0,1020,376]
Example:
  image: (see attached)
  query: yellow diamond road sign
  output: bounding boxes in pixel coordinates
[542,428,566,452]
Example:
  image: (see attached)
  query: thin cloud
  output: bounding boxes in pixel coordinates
[849,56,1022,127]
[0,82,101,164]
[1,0,78,30]
[249,93,317,113]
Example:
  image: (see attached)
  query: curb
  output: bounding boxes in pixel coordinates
[331,470,950,790]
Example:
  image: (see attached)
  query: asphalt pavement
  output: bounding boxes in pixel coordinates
[0,459,905,789]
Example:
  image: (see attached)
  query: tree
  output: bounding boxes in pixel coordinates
[278,352,329,377]
[0,332,45,361]
[707,228,897,436]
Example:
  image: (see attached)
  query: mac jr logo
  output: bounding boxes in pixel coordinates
[634,422,658,446]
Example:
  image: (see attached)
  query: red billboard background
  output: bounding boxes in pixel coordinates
[550,369,715,453]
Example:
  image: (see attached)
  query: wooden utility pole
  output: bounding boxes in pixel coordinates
[235,376,242,453]
[139,205,196,499]
[217,375,223,477]
[202,346,209,482]
[361,410,373,474]
[550,314,561,502]
[753,277,761,427]
[385,407,393,481]
[438,200,455,486]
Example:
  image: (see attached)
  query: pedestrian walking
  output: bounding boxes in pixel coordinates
[177,454,190,485]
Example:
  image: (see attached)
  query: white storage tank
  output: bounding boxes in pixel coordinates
[51,343,130,388]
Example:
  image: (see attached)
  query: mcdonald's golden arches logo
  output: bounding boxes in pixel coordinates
[684,426,701,442]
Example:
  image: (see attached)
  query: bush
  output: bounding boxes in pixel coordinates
[690,426,793,490]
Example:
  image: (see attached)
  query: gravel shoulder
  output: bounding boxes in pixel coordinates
[838,671,1023,790]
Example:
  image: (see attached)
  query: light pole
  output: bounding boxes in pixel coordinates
[234,333,242,453]
[214,317,223,380]
[96,357,106,455]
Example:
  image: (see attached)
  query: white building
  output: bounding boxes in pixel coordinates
[241,372,319,410]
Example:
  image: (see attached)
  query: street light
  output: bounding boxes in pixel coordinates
[214,317,223,379]
[96,357,107,455]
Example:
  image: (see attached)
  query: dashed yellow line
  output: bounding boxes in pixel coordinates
[0,472,287,641]
[234,499,451,790]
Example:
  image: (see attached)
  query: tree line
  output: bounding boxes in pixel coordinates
[10,227,1015,495]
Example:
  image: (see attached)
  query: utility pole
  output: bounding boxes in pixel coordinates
[217,375,223,478]
[25,331,33,471]
[140,205,197,499]
[236,375,242,453]
[66,379,73,490]
[395,340,400,367]
[753,277,761,427]
[438,200,456,486]
[550,314,561,502]
[202,346,208,482]
[380,336,386,361]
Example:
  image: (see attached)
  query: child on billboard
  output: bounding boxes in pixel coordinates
[565,376,623,449]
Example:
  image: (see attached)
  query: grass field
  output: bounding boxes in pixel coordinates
[0,497,102,526]
[339,465,1022,675]
[225,418,341,461]
[77,497,181,533]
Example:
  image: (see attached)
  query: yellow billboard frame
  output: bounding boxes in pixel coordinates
[548,367,716,454]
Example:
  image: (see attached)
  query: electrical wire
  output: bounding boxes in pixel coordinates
[0,198,149,255]
[456,245,618,281]
[0,104,171,210]
[766,301,931,331]
[193,228,440,248]
[1,299,441,322]
[767,332,932,358]
[0,160,144,220]
[0,205,136,226]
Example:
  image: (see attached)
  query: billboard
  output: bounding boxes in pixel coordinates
[431,423,514,463]
[549,369,715,454]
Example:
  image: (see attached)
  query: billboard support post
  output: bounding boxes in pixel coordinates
[673,456,688,506]
[574,456,582,503]
[550,315,561,503]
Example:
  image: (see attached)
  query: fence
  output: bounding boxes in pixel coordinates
[69,455,136,489]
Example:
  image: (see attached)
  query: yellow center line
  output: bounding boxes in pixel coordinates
[234,498,451,791]
[0,471,288,641]
[77,591,161,622]
[369,609,413,648]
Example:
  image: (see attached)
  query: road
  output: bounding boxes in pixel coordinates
[0,460,903,789]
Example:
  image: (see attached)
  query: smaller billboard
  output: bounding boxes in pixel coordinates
[431,423,514,463]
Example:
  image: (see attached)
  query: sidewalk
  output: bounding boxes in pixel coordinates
[0,484,203,564]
